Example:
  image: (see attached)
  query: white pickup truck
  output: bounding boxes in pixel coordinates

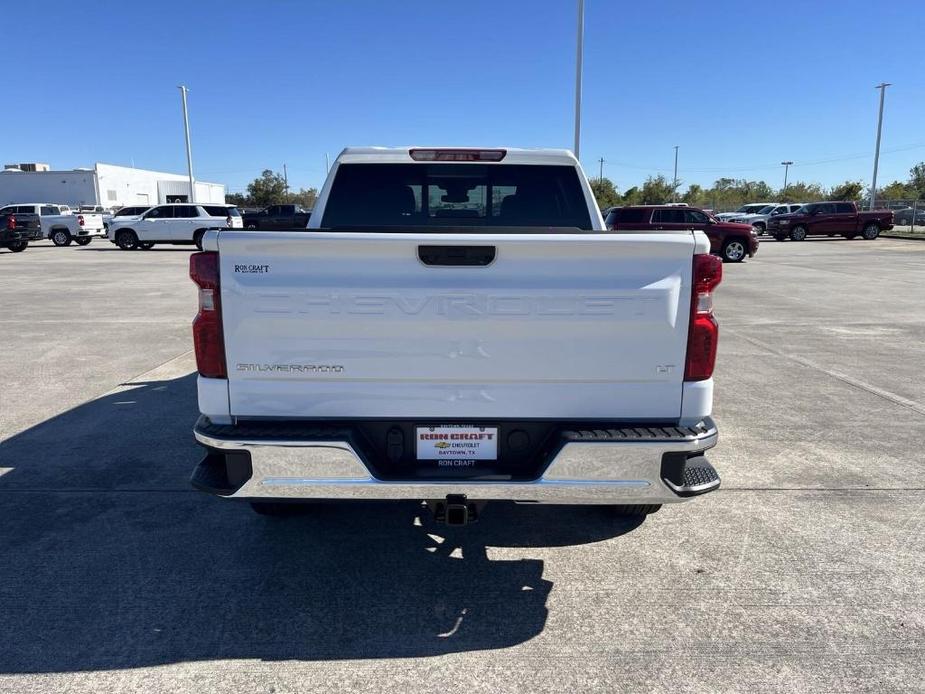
[189,148,723,524]
[0,203,106,246]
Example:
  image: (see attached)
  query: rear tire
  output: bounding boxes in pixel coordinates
[51,229,72,246]
[861,223,880,240]
[789,225,807,241]
[115,229,139,250]
[611,504,662,517]
[74,236,92,246]
[753,222,765,235]
[721,238,747,263]
[250,502,311,517]
[8,240,28,252]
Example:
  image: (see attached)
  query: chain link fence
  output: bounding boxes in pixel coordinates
[872,198,923,232]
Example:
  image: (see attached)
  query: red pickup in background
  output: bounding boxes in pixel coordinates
[765,201,893,241]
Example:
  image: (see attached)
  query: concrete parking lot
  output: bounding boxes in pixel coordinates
[1,238,923,693]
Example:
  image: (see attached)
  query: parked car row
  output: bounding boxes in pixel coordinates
[0,203,105,245]
[765,201,893,241]
[714,200,899,239]
[722,203,804,234]
[0,199,319,254]
[601,199,894,261]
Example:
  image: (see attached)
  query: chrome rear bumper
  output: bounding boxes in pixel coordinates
[192,416,720,505]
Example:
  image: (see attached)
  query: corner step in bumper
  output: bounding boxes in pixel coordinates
[662,455,720,496]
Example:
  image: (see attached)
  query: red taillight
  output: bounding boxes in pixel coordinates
[409,148,506,162]
[77,214,85,227]
[7,215,15,230]
[190,251,226,378]
[685,254,723,381]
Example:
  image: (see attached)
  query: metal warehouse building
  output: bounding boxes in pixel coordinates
[0,163,225,208]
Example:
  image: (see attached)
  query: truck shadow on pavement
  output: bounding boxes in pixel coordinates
[0,373,644,673]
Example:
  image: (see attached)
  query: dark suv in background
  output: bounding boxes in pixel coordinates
[605,205,759,262]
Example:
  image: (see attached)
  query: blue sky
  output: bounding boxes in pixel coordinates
[2,0,923,195]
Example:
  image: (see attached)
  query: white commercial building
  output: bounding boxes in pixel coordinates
[0,163,225,208]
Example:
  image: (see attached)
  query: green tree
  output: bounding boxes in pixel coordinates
[247,169,288,207]
[827,180,865,201]
[748,181,773,200]
[707,178,742,211]
[287,187,319,209]
[878,180,912,202]
[621,186,641,206]
[640,175,674,204]
[589,177,620,210]
[681,184,706,207]
[908,162,925,199]
[225,192,248,207]
[779,181,824,203]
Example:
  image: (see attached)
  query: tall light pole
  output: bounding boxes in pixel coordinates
[598,157,604,183]
[573,0,584,160]
[781,161,793,197]
[870,82,891,210]
[672,145,679,201]
[177,85,195,203]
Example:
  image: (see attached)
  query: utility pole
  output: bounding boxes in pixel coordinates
[781,161,793,197]
[870,82,891,210]
[283,163,289,197]
[672,145,679,201]
[598,157,604,183]
[573,0,584,159]
[177,85,195,203]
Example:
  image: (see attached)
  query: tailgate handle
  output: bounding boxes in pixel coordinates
[418,245,496,267]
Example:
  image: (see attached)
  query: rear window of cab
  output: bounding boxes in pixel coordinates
[321,163,593,230]
[606,208,649,224]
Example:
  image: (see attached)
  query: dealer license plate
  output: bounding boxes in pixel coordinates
[415,425,498,461]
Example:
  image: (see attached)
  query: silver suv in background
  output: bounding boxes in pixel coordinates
[714,203,769,221]
[728,203,804,234]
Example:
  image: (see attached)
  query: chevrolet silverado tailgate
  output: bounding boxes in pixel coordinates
[218,230,696,420]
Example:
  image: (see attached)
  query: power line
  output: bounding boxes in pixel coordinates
[601,141,925,175]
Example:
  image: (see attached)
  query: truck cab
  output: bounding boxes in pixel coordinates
[242,204,311,230]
